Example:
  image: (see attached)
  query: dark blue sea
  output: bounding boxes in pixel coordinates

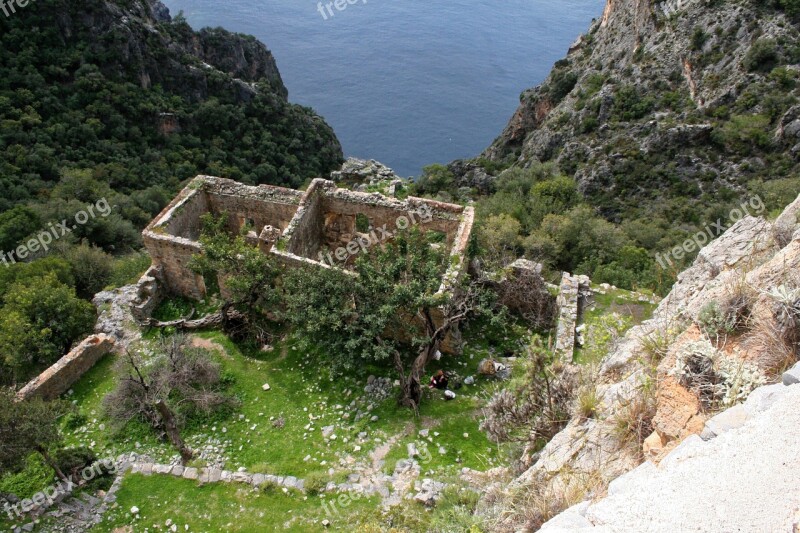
[162,0,605,177]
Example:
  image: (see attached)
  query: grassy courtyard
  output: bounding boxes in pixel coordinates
[0,285,655,532]
[59,323,518,479]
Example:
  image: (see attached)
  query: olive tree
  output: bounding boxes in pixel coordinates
[284,229,496,410]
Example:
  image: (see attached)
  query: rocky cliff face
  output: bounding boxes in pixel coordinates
[0,0,343,196]
[480,192,800,531]
[456,0,800,219]
[51,0,287,103]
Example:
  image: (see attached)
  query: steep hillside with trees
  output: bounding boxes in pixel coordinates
[438,0,800,291]
[0,0,343,385]
[0,0,342,229]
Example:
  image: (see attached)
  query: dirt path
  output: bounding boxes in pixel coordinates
[190,336,228,357]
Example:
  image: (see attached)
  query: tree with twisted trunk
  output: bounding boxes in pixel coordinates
[284,229,497,411]
[103,335,238,464]
[148,212,280,343]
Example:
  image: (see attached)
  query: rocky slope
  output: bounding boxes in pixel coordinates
[477,189,800,530]
[454,0,800,221]
[540,370,800,532]
[53,0,287,102]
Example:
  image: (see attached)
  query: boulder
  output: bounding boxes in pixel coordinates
[782,362,800,386]
[700,404,749,440]
[478,358,496,376]
[642,430,666,459]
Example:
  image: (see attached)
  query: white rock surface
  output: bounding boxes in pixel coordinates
[541,384,800,532]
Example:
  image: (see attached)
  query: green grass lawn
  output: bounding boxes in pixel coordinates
[0,313,528,531]
[93,473,379,532]
[56,317,526,483]
[574,285,658,365]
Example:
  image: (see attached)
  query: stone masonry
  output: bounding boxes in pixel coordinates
[141,175,475,351]
[554,272,591,363]
[16,334,115,401]
[143,175,474,300]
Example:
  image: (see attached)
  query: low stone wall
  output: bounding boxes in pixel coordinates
[16,334,115,401]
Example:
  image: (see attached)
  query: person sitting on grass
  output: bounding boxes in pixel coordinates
[429,370,449,390]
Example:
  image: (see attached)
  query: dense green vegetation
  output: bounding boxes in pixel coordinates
[0,1,341,211]
[0,0,342,385]
[414,0,800,296]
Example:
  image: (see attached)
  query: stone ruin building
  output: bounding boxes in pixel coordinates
[141,175,475,335]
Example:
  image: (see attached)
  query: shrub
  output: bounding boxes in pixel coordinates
[548,70,579,103]
[612,85,656,121]
[480,342,577,443]
[712,114,773,153]
[697,301,736,338]
[413,164,455,196]
[303,471,330,495]
[0,273,96,381]
[62,412,88,431]
[107,252,152,289]
[0,454,53,499]
[691,27,708,51]
[765,285,800,347]
[62,242,113,298]
[769,66,797,90]
[743,38,779,72]
[670,339,765,409]
[778,0,800,21]
[53,446,97,480]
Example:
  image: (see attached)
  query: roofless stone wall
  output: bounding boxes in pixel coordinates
[143,176,304,299]
[144,175,473,302]
[142,175,475,352]
[16,334,115,401]
[276,178,470,270]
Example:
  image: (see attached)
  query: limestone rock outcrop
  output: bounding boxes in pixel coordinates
[454,0,800,221]
[485,193,800,531]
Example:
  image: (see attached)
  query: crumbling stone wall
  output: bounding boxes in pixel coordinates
[554,272,592,363]
[142,175,475,352]
[145,175,474,301]
[143,176,304,299]
[16,334,115,401]
[204,179,301,236]
[284,182,327,260]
